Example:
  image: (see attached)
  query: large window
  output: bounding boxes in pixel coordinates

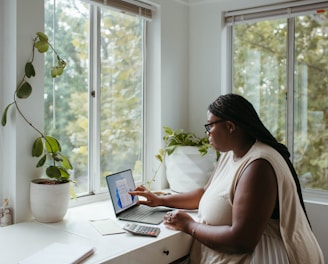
[44,0,147,196]
[227,2,328,191]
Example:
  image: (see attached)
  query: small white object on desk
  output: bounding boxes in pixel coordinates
[0,198,13,227]
[89,218,125,235]
[18,242,95,264]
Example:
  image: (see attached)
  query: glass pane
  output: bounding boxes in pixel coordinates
[99,9,144,187]
[294,12,328,190]
[233,19,287,143]
[45,0,90,194]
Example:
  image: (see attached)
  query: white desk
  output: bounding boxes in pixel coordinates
[0,201,194,263]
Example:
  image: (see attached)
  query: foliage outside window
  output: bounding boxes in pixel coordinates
[45,0,144,196]
[231,10,328,190]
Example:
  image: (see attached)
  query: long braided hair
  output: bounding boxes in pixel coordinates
[208,93,310,226]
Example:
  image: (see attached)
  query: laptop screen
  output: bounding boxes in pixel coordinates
[106,169,139,214]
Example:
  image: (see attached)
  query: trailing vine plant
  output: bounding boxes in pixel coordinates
[1,32,73,183]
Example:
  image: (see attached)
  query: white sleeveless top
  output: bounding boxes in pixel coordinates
[189,141,324,264]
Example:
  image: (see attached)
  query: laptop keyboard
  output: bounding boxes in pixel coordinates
[120,206,154,220]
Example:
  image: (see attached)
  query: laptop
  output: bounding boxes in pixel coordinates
[105,169,172,225]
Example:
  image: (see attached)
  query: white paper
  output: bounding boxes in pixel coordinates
[89,218,125,235]
[19,242,95,264]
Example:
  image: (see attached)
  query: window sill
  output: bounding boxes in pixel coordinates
[69,192,110,208]
[303,189,328,205]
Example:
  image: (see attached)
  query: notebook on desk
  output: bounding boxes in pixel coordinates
[105,169,171,225]
[19,242,95,264]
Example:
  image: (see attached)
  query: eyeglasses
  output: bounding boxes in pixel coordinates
[204,119,225,133]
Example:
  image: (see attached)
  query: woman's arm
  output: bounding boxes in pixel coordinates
[165,158,278,254]
[130,165,216,209]
[130,186,205,210]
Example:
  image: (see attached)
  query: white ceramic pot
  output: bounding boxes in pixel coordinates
[165,146,217,193]
[30,179,70,223]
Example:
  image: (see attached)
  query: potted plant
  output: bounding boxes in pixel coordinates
[148,126,219,192]
[1,32,73,222]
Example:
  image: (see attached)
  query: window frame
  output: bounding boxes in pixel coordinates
[225,1,328,202]
[45,0,150,205]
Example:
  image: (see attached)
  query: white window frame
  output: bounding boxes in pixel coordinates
[224,0,328,203]
[43,0,154,206]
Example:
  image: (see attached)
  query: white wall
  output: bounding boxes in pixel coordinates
[0,0,44,222]
[305,201,328,261]
[160,1,189,130]
[144,0,190,190]
[146,0,189,132]
[189,2,223,135]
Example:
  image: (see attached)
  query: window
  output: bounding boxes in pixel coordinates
[226,2,328,192]
[44,0,149,196]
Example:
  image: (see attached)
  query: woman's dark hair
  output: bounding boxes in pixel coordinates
[208,93,310,225]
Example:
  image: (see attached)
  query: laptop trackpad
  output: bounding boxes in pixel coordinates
[142,212,166,224]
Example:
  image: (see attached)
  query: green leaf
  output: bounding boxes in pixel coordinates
[34,40,49,53]
[166,145,176,156]
[56,67,64,76]
[160,126,218,159]
[59,167,70,179]
[155,148,165,162]
[32,137,44,157]
[52,57,67,78]
[198,145,209,156]
[51,67,59,78]
[60,154,73,170]
[163,126,173,135]
[25,62,35,78]
[16,81,32,99]
[36,154,47,167]
[51,65,66,78]
[44,136,61,153]
[1,103,13,126]
[155,154,162,162]
[46,166,61,178]
[36,32,48,41]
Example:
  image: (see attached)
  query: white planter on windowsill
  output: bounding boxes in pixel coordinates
[30,179,70,223]
[165,146,217,193]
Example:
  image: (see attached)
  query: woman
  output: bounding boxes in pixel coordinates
[130,94,324,263]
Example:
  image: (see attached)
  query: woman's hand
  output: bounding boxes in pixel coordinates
[164,210,196,234]
[129,185,163,207]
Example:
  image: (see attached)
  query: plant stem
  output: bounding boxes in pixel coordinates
[13,96,44,137]
[48,42,60,59]
[146,155,165,190]
[12,37,45,139]
[14,94,57,167]
[12,37,57,166]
